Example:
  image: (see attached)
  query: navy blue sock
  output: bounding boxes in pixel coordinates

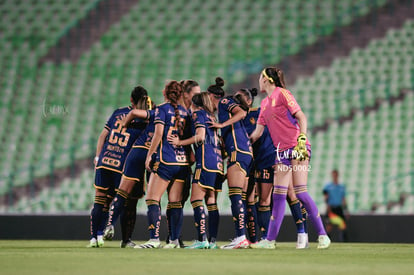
[288,199,305,234]
[229,187,245,237]
[301,205,308,233]
[207,203,219,242]
[169,201,183,241]
[166,204,171,241]
[90,195,106,238]
[258,205,271,239]
[242,192,247,235]
[191,200,207,241]
[247,202,258,243]
[108,189,128,227]
[146,200,161,239]
[121,198,137,242]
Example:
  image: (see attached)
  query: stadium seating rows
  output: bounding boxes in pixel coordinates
[0,0,387,194]
[3,0,413,214]
[293,19,414,129]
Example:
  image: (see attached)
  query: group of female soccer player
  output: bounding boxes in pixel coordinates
[88,67,331,250]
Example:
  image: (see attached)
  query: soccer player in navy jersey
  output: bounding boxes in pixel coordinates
[168,92,224,249]
[137,81,192,249]
[88,86,149,248]
[207,77,253,249]
[103,97,155,248]
[238,88,309,249]
[164,80,200,247]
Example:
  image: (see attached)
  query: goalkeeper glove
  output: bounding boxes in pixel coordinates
[293,133,309,161]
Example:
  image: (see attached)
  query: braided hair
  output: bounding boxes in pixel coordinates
[165,80,184,137]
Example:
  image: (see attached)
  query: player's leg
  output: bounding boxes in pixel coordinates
[252,164,290,249]
[292,159,330,249]
[186,177,209,249]
[135,172,170,249]
[246,177,258,244]
[164,179,184,249]
[256,169,273,242]
[221,162,250,249]
[206,172,224,249]
[286,180,308,249]
[88,188,107,248]
[104,176,136,240]
[88,168,112,248]
[206,190,219,249]
[120,181,144,248]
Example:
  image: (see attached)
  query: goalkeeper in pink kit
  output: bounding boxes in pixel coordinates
[250,67,330,249]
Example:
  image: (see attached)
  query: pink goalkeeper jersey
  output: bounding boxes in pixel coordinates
[257,87,310,151]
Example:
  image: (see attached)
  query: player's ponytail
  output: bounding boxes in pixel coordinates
[207,77,225,98]
[165,80,184,137]
[233,93,249,111]
[130,85,148,106]
[262,67,286,88]
[233,88,257,110]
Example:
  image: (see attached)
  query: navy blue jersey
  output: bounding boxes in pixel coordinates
[218,96,252,156]
[133,110,155,150]
[192,109,224,174]
[243,107,275,170]
[154,102,191,166]
[97,106,146,173]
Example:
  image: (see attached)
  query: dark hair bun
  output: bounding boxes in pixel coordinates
[215,77,224,87]
[250,88,258,97]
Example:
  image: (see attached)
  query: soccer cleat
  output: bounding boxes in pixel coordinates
[120,239,136,248]
[135,239,162,249]
[220,236,250,249]
[250,239,276,249]
[97,235,104,247]
[296,233,308,249]
[163,239,180,249]
[185,240,209,249]
[87,238,97,248]
[317,235,331,249]
[103,225,114,241]
[208,242,218,249]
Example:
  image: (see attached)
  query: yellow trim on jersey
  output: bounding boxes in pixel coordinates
[228,112,253,157]
[159,142,189,166]
[95,166,123,174]
[174,179,185,183]
[201,143,224,174]
[194,168,201,180]
[132,145,150,149]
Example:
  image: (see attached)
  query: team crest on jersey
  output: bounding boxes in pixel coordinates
[250,117,256,125]
[221,98,229,104]
[192,112,198,121]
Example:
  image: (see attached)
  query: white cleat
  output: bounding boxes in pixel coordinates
[296,233,308,249]
[317,235,331,249]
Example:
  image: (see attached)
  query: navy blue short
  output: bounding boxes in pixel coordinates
[94,167,122,196]
[254,167,274,184]
[152,161,189,183]
[122,147,147,182]
[227,151,253,176]
[193,168,224,192]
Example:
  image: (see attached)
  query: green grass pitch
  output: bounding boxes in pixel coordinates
[0,241,413,275]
